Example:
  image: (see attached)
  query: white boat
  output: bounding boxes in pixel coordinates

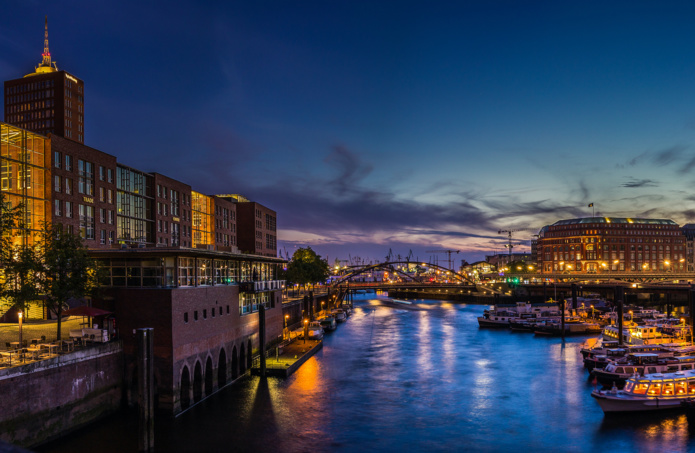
[330,309,347,323]
[592,369,695,413]
[303,321,324,340]
[602,324,684,346]
[593,354,695,388]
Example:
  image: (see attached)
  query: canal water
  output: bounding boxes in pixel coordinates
[41,294,695,452]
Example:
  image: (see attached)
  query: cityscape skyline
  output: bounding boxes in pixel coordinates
[4,2,695,263]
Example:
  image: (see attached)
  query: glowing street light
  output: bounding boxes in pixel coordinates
[18,311,23,348]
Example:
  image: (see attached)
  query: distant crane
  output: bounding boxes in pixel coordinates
[425,249,460,272]
[498,229,526,267]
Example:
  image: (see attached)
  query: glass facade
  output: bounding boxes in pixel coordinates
[116,165,153,244]
[0,122,48,245]
[191,191,213,248]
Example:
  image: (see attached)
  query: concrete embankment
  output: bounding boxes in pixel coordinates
[0,342,123,449]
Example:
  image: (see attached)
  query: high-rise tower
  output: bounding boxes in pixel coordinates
[4,17,84,144]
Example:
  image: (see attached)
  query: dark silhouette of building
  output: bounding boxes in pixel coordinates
[4,17,84,143]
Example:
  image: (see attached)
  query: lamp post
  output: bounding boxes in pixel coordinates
[284,314,289,339]
[303,319,308,344]
[629,310,633,323]
[591,304,595,319]
[18,311,23,348]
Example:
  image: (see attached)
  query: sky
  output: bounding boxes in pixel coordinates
[4,1,695,265]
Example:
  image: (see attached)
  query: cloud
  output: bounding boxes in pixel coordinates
[621,178,658,188]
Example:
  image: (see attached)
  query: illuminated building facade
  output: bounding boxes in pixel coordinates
[4,18,84,143]
[220,195,277,257]
[0,123,49,245]
[537,217,686,274]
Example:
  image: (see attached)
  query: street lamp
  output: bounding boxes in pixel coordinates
[664,260,671,273]
[18,311,22,348]
[629,310,633,323]
[590,304,595,319]
[303,319,309,344]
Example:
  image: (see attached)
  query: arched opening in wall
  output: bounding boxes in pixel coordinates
[193,361,203,403]
[247,340,253,371]
[232,346,238,379]
[180,365,191,410]
[205,356,213,397]
[218,348,227,388]
[239,345,246,374]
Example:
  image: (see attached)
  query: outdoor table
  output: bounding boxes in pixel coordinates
[60,340,74,352]
[26,346,42,360]
[0,350,21,365]
[41,343,59,356]
[9,342,19,349]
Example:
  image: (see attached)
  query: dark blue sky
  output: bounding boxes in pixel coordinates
[4,1,695,265]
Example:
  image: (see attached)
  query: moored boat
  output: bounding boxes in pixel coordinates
[592,370,695,413]
[318,316,337,331]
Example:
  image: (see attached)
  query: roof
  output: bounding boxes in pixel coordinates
[551,217,678,227]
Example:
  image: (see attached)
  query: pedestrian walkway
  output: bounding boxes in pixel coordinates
[0,317,85,346]
[252,337,322,378]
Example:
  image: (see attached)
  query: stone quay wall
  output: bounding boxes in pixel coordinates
[0,342,123,449]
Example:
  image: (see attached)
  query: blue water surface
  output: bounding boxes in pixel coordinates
[41,295,695,453]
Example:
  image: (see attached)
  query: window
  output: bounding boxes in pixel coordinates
[54,175,61,192]
[107,189,113,204]
[100,229,106,245]
[54,199,61,216]
[65,178,72,195]
[108,210,114,224]
[227,305,229,314]
[54,151,61,168]
[65,155,72,171]
[203,309,207,319]
[107,168,113,183]
[194,311,198,321]
[212,307,215,318]
[65,201,73,218]
[184,312,189,323]
[99,166,105,181]
[99,187,105,202]
[100,208,106,223]
[79,204,95,240]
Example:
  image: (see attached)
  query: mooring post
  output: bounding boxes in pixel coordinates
[137,328,154,452]
[689,285,695,344]
[259,305,266,377]
[615,286,624,347]
[571,283,578,311]
[561,297,565,341]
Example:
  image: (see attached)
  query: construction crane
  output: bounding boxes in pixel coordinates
[425,249,460,272]
[498,229,525,267]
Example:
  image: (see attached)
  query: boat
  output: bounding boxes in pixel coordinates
[478,302,564,328]
[302,321,324,340]
[391,299,412,305]
[593,354,695,388]
[318,316,337,331]
[592,369,695,413]
[533,320,602,336]
[602,324,685,346]
[331,309,347,323]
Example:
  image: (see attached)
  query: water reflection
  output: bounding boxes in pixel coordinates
[39,296,695,452]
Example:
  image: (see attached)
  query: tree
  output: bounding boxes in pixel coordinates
[285,247,330,290]
[37,223,100,340]
[0,191,34,316]
[1,244,43,318]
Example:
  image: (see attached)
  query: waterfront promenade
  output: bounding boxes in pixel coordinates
[0,317,85,347]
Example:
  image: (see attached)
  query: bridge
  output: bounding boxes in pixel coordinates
[329,261,475,287]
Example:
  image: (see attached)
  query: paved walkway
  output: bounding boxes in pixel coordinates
[0,317,86,345]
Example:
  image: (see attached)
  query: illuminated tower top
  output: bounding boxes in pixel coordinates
[31,16,58,76]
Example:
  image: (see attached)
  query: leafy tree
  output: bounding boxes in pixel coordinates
[1,244,43,318]
[37,223,100,340]
[0,191,34,316]
[285,247,330,290]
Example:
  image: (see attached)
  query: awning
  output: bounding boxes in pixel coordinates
[62,306,113,317]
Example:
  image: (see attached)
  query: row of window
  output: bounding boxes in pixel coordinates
[183,305,231,323]
[6,91,55,105]
[6,79,56,94]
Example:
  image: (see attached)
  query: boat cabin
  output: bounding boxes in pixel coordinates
[623,371,695,397]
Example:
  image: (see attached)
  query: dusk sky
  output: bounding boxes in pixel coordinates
[4,1,695,265]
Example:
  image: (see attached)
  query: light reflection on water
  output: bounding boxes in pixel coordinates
[39,296,695,453]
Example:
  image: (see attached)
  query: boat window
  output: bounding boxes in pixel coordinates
[625,367,633,374]
[647,383,662,396]
[685,365,693,370]
[648,367,657,374]
[667,366,679,372]
[688,381,695,394]
[676,381,687,395]
[662,382,674,396]
[615,367,624,373]
[624,381,635,392]
[633,382,649,395]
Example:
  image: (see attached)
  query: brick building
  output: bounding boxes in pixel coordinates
[537,217,686,274]
[4,18,84,143]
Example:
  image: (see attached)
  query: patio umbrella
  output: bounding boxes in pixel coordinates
[61,306,112,317]
[61,306,112,329]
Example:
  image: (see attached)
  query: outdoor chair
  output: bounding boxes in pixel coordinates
[41,335,46,342]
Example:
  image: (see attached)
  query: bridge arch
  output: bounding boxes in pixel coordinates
[330,261,475,287]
